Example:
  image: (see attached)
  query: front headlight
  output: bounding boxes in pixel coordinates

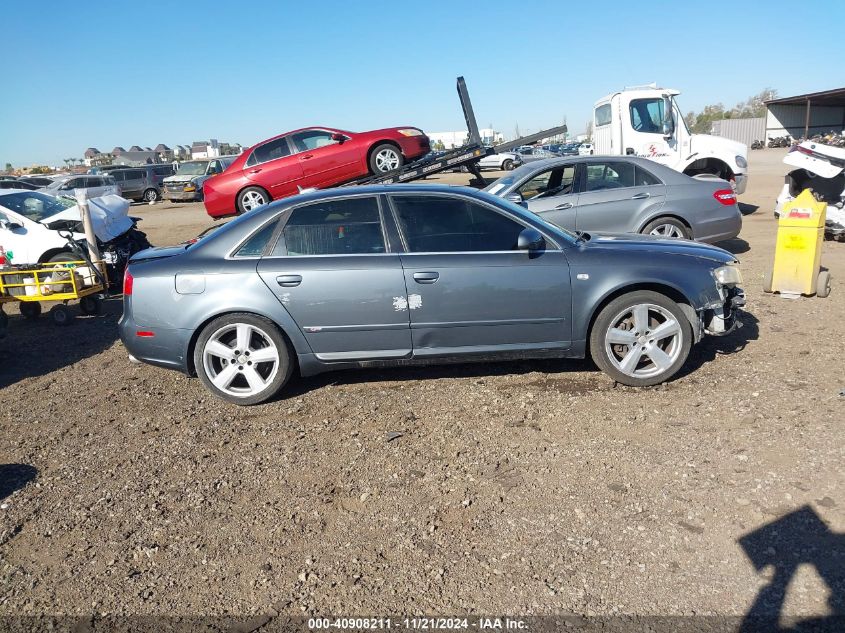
[735,155,747,169]
[713,264,743,286]
[398,128,423,137]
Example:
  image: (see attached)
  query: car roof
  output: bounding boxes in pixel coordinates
[502,155,697,187]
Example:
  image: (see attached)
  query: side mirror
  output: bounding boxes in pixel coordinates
[517,227,544,251]
[662,95,675,137]
[0,219,23,231]
[331,132,346,143]
[506,192,527,208]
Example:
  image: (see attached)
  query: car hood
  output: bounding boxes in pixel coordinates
[43,194,133,241]
[692,134,747,163]
[164,175,203,184]
[583,232,737,264]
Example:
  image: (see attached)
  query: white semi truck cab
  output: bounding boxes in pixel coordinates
[592,85,748,194]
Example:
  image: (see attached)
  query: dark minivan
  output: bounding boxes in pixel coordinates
[110,164,175,202]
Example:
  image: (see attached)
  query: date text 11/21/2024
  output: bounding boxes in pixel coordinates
[308,617,528,630]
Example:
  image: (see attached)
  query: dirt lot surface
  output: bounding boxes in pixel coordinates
[1,150,843,626]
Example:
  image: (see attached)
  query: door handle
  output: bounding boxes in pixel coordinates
[302,154,314,160]
[249,168,262,174]
[631,192,650,199]
[413,271,439,284]
[554,202,574,210]
[276,274,302,287]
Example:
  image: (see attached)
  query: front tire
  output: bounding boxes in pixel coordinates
[237,187,270,214]
[502,159,514,171]
[369,144,403,174]
[590,291,692,387]
[143,188,159,202]
[193,313,292,405]
[642,217,690,239]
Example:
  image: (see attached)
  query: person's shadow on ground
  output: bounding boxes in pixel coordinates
[739,505,845,632]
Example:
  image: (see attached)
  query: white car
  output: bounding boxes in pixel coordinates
[42,174,120,200]
[478,151,522,171]
[578,143,595,155]
[0,189,132,265]
[774,141,845,239]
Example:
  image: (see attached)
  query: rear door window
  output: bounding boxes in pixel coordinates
[635,166,661,186]
[250,138,292,165]
[234,219,280,257]
[391,195,527,253]
[584,162,637,191]
[279,197,385,256]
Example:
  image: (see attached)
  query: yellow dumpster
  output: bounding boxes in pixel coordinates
[766,189,831,297]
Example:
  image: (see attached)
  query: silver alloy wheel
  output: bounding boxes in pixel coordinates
[604,303,683,379]
[241,190,267,211]
[374,148,400,172]
[202,322,280,398]
[649,223,684,238]
[144,189,158,202]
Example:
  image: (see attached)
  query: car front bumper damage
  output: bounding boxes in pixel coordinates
[700,286,746,336]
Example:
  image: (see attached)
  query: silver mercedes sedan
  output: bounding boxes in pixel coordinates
[484,156,742,243]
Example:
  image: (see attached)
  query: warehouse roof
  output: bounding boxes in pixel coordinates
[765,87,845,107]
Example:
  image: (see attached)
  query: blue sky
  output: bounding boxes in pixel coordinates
[1,0,843,166]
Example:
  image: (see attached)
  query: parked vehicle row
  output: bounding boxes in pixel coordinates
[121,184,745,405]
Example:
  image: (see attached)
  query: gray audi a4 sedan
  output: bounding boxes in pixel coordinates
[120,184,746,405]
[485,156,742,243]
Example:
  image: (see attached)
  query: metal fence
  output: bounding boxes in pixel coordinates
[710,117,765,147]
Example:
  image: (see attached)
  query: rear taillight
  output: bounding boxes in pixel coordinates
[713,189,737,206]
[123,268,133,296]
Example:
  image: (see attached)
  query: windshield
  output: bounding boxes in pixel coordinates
[0,191,75,221]
[176,161,209,176]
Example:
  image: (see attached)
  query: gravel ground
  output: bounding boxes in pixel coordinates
[1,150,843,625]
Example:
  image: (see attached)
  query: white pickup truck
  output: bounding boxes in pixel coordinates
[592,85,748,194]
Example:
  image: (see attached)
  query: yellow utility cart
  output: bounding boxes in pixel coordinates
[0,259,108,328]
[765,189,831,298]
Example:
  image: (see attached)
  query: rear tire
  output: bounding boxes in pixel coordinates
[80,295,102,315]
[20,302,42,319]
[236,187,270,214]
[193,313,293,405]
[50,304,74,326]
[369,144,404,174]
[48,252,76,264]
[641,217,690,239]
[590,290,692,387]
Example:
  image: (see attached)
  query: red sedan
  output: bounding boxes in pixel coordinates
[203,126,430,218]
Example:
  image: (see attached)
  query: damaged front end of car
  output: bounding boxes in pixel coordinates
[699,264,746,336]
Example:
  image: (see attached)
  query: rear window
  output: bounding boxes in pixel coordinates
[595,104,612,127]
[234,219,279,257]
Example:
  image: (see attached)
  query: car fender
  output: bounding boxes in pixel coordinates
[566,247,722,343]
